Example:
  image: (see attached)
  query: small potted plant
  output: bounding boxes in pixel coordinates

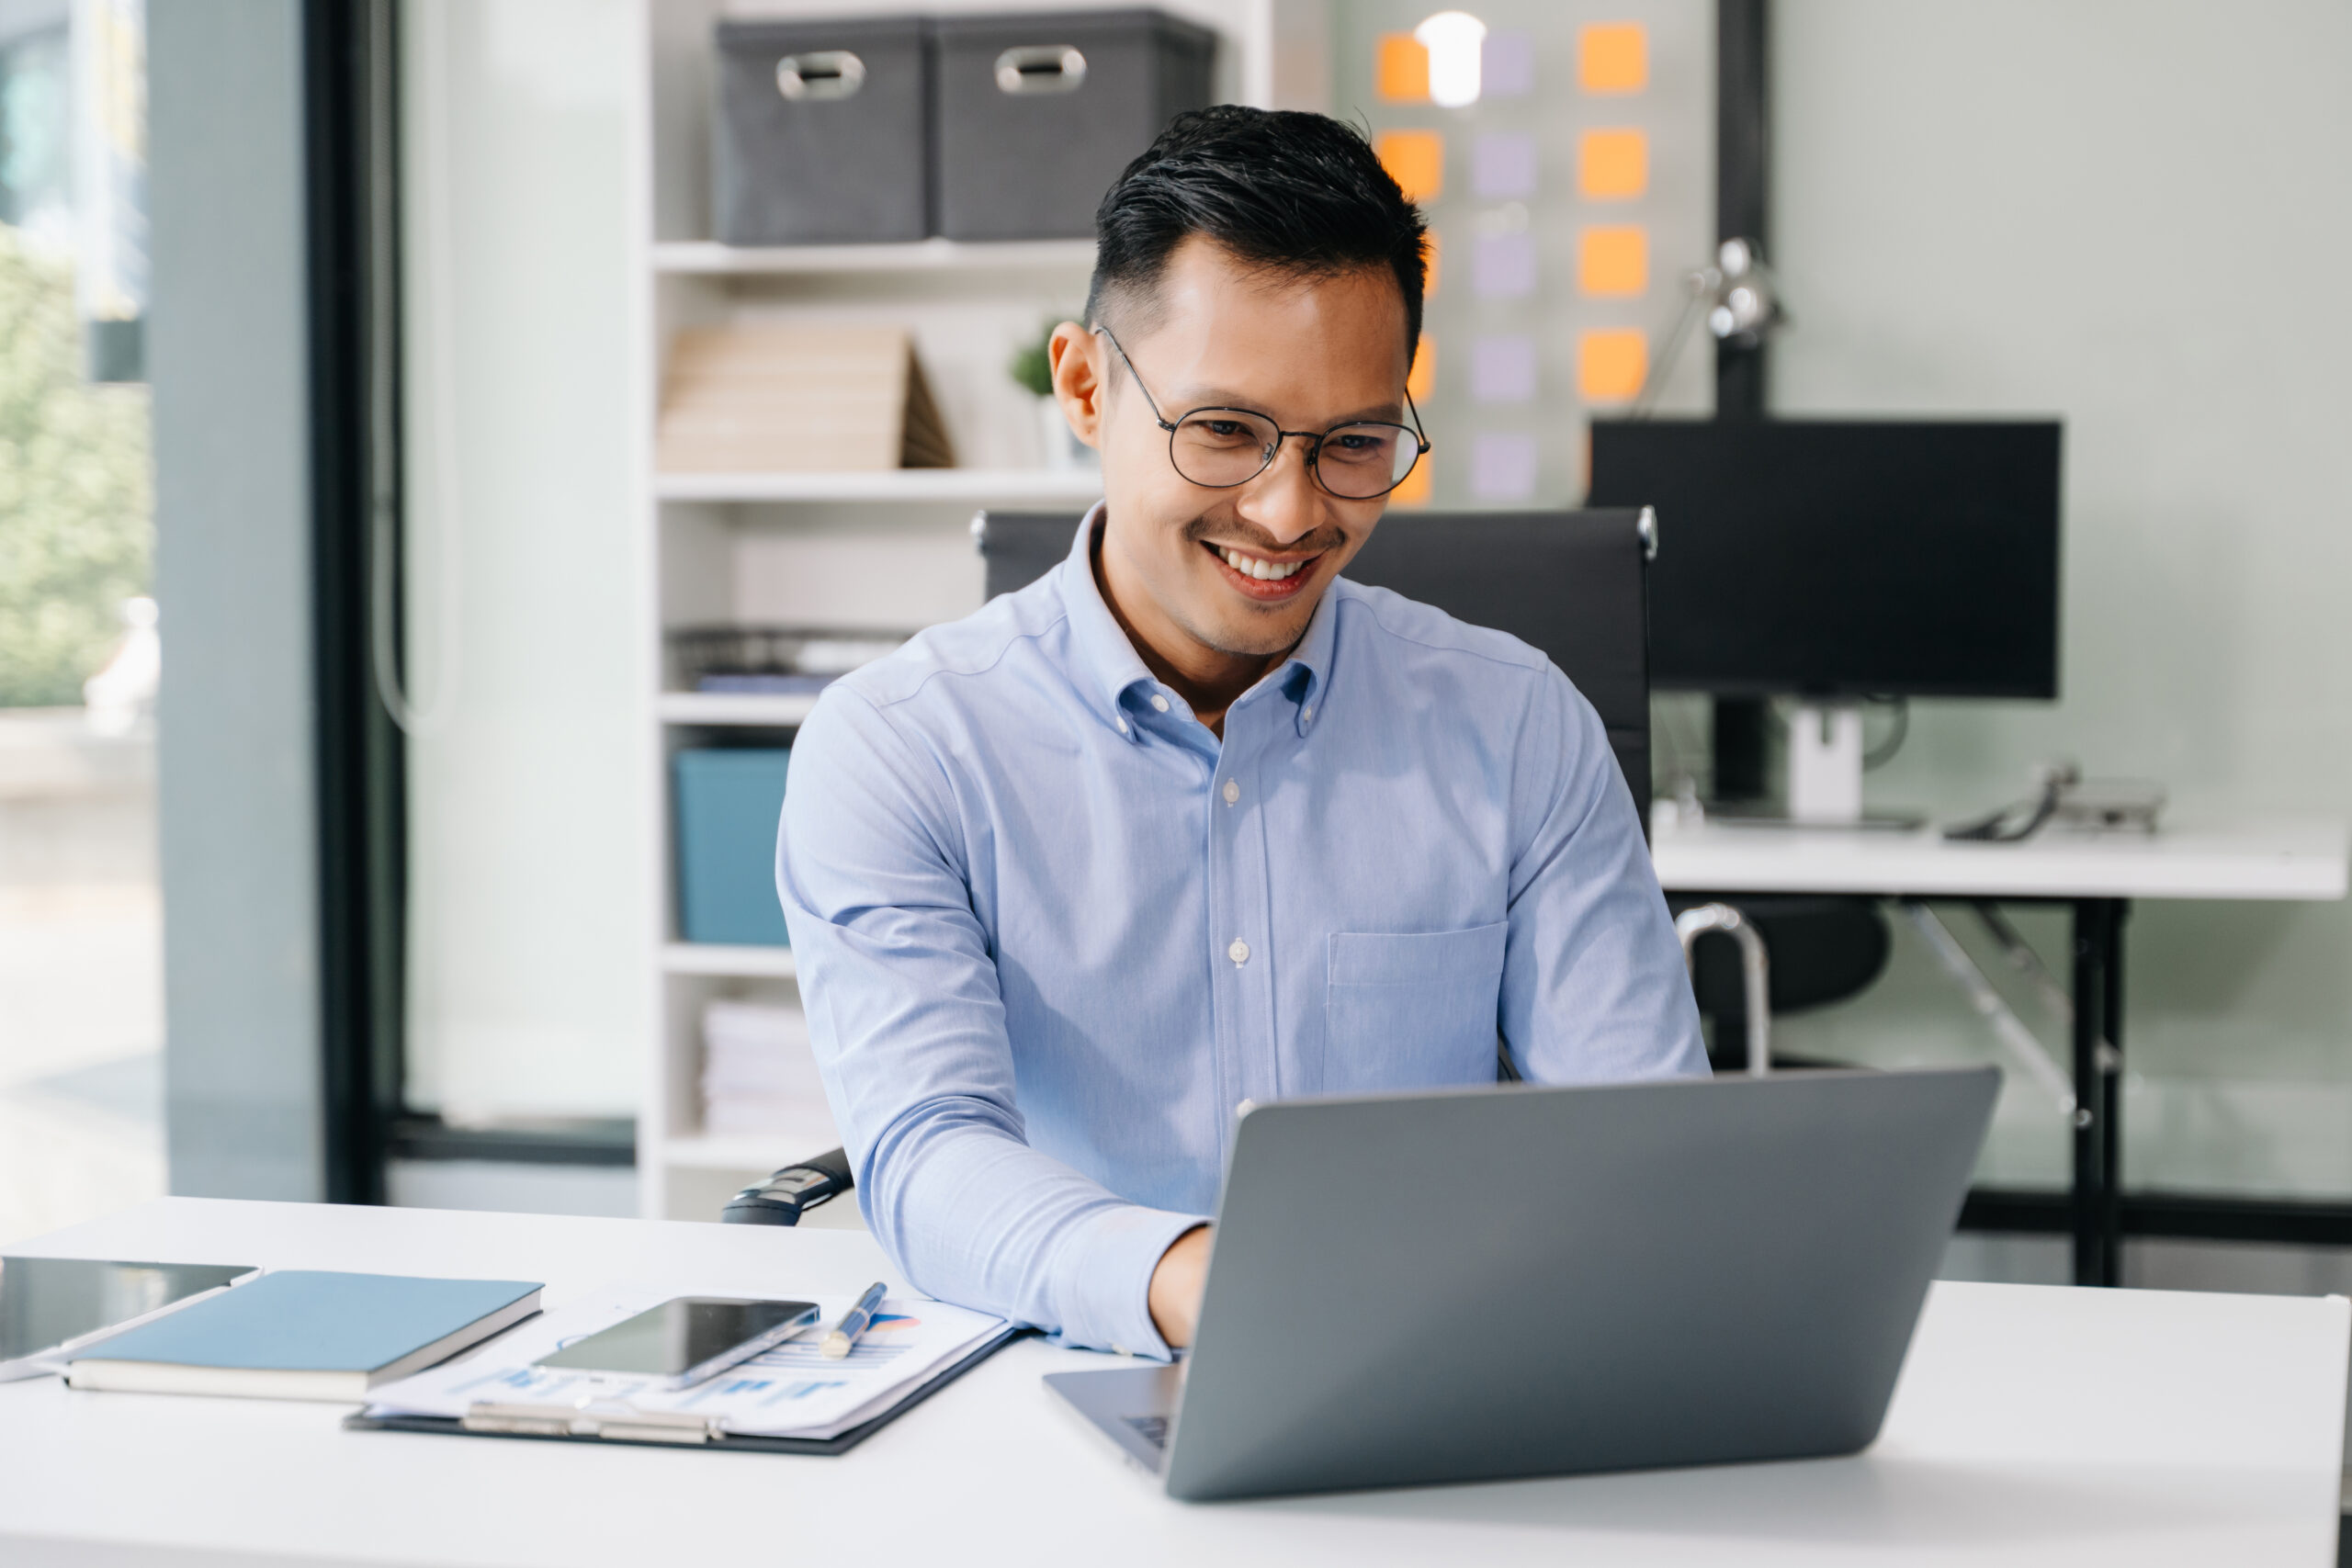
[1010,319,1095,471]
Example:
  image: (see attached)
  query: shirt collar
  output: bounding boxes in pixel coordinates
[1057,502,1159,737]
[1280,567,1340,735]
[1057,500,1341,742]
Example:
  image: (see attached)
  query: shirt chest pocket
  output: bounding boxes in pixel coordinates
[1323,923,1508,1093]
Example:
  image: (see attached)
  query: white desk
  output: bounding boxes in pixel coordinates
[2,1199,2344,1567]
[1652,816,2350,903]
[1652,816,2350,1285]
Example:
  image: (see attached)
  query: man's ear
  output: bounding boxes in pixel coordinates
[1046,321,1105,451]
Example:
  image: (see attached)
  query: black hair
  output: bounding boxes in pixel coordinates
[1087,106,1430,351]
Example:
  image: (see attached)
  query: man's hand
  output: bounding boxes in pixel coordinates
[1148,1224,1214,1348]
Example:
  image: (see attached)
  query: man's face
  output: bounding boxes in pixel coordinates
[1057,237,1413,665]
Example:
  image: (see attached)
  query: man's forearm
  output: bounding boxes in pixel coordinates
[1148,1224,1213,1348]
[857,1105,1208,1356]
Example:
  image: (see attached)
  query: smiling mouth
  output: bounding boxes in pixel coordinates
[1204,541,1324,600]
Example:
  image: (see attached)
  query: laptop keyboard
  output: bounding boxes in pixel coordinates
[1124,1414,1170,1450]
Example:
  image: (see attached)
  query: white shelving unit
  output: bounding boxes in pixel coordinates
[654,468,1105,504]
[654,692,820,728]
[661,1131,832,1171]
[653,237,1101,276]
[630,0,1280,1223]
[661,942,797,978]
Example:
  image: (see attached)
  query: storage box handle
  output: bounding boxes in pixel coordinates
[775,50,865,102]
[993,45,1087,96]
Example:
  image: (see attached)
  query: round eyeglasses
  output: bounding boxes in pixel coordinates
[1097,327,1431,502]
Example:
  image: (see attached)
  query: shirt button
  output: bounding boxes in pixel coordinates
[1227,939,1250,965]
[1222,779,1239,805]
[1302,706,1314,723]
[1151,694,1170,713]
[1115,717,1129,734]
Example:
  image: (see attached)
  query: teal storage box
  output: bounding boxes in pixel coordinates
[673,748,793,946]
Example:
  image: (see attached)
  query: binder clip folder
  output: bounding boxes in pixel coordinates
[346,1324,1022,1456]
[345,1287,1022,1458]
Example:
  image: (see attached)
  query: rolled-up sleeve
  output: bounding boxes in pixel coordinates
[776,687,1204,1356]
[1499,668,1710,1084]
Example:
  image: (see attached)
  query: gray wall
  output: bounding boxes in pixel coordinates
[148,0,325,1201]
[1764,1,2352,1196]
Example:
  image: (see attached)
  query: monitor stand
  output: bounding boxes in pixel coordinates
[1705,703,1925,831]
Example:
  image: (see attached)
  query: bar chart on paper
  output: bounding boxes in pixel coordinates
[741,1313,922,1372]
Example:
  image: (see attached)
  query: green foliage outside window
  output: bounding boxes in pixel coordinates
[0,222,151,707]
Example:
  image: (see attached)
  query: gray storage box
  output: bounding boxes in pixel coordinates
[932,9,1216,242]
[714,16,931,245]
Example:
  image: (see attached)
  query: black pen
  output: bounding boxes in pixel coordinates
[820,1280,888,1359]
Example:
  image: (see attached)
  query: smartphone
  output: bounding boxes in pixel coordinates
[535,1296,818,1391]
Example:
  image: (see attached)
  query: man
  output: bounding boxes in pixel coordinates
[777,107,1705,1359]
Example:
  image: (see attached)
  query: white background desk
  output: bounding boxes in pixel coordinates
[1652,816,2350,903]
[1652,817,2351,1285]
[3,1199,2345,1566]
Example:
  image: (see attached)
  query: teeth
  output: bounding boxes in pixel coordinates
[1220,547,1306,582]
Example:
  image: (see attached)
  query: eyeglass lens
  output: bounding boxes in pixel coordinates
[1170,410,1424,500]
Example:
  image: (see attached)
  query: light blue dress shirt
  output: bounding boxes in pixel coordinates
[776,508,1706,1357]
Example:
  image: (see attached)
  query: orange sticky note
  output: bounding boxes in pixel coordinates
[1579,129,1647,199]
[1407,333,1436,402]
[1389,453,1432,506]
[1579,330,1648,401]
[1375,33,1430,102]
[1579,23,1647,93]
[1578,226,1648,296]
[1374,130,1444,204]
[1423,231,1442,297]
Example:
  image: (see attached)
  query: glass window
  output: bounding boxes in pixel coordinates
[395,0,646,1136]
[0,2,160,1247]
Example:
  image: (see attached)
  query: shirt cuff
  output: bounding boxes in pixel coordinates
[1055,1203,1210,1359]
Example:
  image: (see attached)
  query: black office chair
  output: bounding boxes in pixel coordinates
[728,507,1659,1224]
[1670,892,1889,1073]
[967,507,1659,826]
[722,507,1869,1221]
[1340,512,1886,1073]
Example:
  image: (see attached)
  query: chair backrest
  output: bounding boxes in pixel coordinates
[974,508,1656,829]
[974,510,1074,602]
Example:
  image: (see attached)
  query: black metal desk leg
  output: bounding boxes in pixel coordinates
[2099,899,2130,1286]
[2070,899,2109,1286]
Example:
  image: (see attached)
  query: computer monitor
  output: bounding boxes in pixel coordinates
[1586,419,2062,700]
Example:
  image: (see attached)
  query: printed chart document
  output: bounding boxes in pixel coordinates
[364,1286,1007,1439]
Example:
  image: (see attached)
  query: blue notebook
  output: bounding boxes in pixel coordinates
[66,1269,542,1403]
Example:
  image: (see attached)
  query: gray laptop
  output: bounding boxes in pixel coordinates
[1046,1066,1998,1502]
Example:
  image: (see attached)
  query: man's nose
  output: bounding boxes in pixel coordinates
[1233,435,1327,547]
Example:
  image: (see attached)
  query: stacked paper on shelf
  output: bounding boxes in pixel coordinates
[362,1285,1010,1441]
[703,999,832,1136]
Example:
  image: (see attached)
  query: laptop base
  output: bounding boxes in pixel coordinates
[1045,1363,1181,1473]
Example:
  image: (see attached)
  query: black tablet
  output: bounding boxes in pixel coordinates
[0,1256,257,1380]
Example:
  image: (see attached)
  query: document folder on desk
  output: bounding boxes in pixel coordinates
[346,1326,1021,1455]
[348,1285,1019,1458]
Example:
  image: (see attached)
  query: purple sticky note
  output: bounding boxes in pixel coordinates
[1472,133,1537,199]
[1472,231,1538,298]
[1470,335,1538,403]
[1482,29,1535,98]
[1471,433,1540,501]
